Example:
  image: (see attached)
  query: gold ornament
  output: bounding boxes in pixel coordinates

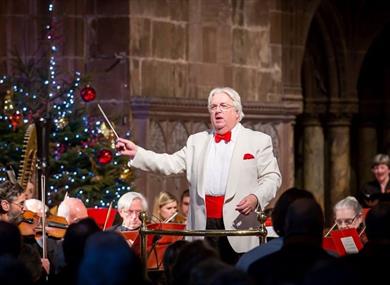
[57,117,68,129]
[120,168,132,180]
[4,90,15,115]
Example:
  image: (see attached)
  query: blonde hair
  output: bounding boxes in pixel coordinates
[152,191,178,221]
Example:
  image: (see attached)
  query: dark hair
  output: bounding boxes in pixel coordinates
[365,201,390,240]
[172,240,219,285]
[163,240,190,284]
[181,189,190,201]
[271,187,315,236]
[284,198,324,238]
[78,231,145,285]
[63,217,101,267]
[0,181,24,205]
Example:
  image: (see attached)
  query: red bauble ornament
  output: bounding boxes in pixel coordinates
[80,85,96,102]
[97,149,113,164]
[9,112,22,130]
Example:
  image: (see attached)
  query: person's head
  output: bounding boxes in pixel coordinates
[208,87,244,134]
[0,181,26,223]
[172,240,219,285]
[63,217,101,267]
[271,187,315,237]
[78,231,145,285]
[371,153,390,184]
[180,189,190,217]
[284,198,324,240]
[153,191,178,221]
[364,201,390,241]
[24,199,48,218]
[57,197,88,224]
[163,240,190,285]
[333,196,363,230]
[117,192,148,230]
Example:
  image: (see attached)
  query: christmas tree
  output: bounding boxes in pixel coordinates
[0,1,135,207]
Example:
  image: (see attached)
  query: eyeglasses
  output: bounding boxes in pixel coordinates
[123,209,142,217]
[208,103,234,112]
[11,201,25,209]
[335,214,359,227]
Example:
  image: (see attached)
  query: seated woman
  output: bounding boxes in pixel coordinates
[151,191,179,223]
[330,196,367,244]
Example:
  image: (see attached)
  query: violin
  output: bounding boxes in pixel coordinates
[17,210,68,239]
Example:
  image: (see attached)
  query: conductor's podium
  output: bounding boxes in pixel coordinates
[131,223,186,270]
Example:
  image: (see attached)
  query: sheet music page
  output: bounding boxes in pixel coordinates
[340,236,359,254]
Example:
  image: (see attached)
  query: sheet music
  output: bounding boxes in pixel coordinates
[340,236,359,254]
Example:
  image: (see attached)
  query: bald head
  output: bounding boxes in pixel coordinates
[58,198,88,224]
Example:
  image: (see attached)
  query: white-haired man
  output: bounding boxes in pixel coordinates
[57,197,88,225]
[115,87,281,264]
[110,191,148,232]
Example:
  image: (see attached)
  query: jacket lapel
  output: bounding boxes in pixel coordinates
[225,124,244,201]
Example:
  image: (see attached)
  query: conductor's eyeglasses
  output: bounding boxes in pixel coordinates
[208,103,234,112]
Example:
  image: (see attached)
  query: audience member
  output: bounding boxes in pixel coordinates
[236,187,315,271]
[51,217,101,285]
[78,231,146,285]
[248,198,334,285]
[163,240,190,285]
[171,240,219,285]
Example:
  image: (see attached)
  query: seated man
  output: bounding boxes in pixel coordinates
[110,191,148,232]
[57,197,88,225]
[176,189,190,224]
[0,181,26,223]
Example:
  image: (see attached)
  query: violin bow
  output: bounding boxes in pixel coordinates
[103,201,113,231]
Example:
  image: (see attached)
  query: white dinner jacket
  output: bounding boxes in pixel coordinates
[131,123,282,252]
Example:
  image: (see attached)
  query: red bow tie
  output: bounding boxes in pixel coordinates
[214,131,231,143]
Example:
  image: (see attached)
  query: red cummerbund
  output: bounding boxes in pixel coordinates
[205,195,225,219]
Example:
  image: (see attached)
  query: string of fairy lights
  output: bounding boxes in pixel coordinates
[0,1,132,207]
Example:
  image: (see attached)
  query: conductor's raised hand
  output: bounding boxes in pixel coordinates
[115,138,138,159]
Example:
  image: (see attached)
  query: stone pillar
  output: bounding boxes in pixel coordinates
[302,116,325,208]
[358,122,377,188]
[327,117,351,212]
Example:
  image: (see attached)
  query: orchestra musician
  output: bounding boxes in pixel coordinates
[0,181,51,282]
[328,196,367,244]
[358,153,390,208]
[109,191,148,232]
[57,197,88,225]
[0,181,26,223]
[152,191,179,223]
[176,189,190,224]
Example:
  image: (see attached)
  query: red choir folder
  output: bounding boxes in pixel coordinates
[322,228,363,256]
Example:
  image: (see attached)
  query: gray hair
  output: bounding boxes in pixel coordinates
[207,87,245,121]
[117,191,148,212]
[333,196,362,216]
[372,153,390,168]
